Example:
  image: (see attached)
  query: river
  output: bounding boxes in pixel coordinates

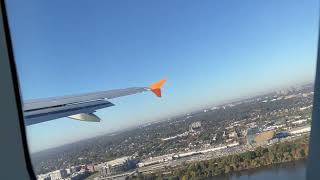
[212,160,307,180]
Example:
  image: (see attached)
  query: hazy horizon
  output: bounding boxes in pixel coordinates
[31,80,314,154]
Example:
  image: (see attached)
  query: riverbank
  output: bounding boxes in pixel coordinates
[135,136,309,179]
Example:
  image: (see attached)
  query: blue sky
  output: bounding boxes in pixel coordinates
[5,0,319,152]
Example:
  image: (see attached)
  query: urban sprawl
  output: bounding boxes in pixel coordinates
[35,83,313,180]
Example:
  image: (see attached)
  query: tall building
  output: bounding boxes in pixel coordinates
[50,169,67,180]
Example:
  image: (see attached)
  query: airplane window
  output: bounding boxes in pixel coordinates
[5,0,319,180]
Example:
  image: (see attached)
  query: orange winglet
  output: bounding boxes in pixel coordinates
[149,79,166,97]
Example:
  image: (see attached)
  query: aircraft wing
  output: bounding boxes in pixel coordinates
[23,80,166,126]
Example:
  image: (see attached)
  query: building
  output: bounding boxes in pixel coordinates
[100,165,111,177]
[99,156,135,177]
[94,164,102,173]
[80,164,87,171]
[66,168,71,175]
[107,156,131,174]
[50,169,67,180]
[228,131,238,138]
[292,119,308,125]
[246,127,259,144]
[70,170,89,180]
[289,126,311,135]
[138,154,174,167]
[70,166,81,173]
[87,164,95,172]
[189,121,201,131]
[37,173,50,180]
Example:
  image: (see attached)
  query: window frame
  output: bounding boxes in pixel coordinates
[0,1,319,179]
[0,1,36,179]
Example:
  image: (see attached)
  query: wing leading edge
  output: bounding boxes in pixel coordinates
[23,79,166,126]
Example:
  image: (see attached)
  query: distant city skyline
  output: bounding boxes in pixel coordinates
[5,0,318,152]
